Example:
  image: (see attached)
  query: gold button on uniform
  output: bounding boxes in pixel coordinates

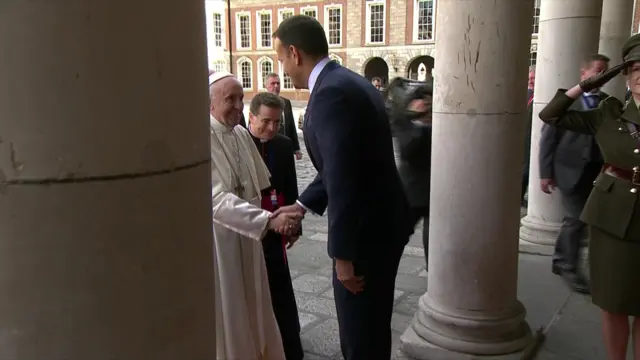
[631,188,638,194]
[635,149,640,154]
[619,127,625,132]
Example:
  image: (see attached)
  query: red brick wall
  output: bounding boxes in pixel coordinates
[633,0,640,34]
[228,1,347,101]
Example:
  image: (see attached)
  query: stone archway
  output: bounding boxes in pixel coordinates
[406,55,435,81]
[364,57,389,86]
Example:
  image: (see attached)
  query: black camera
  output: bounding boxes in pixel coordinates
[384,77,433,123]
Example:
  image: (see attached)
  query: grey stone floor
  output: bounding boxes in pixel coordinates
[290,137,613,360]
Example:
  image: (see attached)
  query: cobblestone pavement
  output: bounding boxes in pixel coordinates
[291,135,426,360]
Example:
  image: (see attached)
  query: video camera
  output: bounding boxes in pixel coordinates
[384,77,433,123]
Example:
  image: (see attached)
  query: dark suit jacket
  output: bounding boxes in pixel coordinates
[393,119,432,208]
[298,61,412,261]
[523,89,533,174]
[278,97,301,152]
[539,92,606,191]
[239,113,247,128]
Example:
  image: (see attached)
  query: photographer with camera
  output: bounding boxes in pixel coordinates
[386,78,433,267]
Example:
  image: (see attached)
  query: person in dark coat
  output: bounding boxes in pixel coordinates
[271,16,412,360]
[538,34,640,360]
[264,73,303,160]
[539,54,610,293]
[387,78,432,267]
[247,92,304,360]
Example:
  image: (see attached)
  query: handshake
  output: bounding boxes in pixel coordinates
[267,203,306,237]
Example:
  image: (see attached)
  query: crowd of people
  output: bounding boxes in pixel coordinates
[207,13,640,360]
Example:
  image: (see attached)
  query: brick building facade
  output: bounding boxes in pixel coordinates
[205,0,630,101]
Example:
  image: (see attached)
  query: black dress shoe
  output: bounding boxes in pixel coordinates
[551,263,563,275]
[561,271,590,294]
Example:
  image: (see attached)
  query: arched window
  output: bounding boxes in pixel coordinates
[237,57,253,90]
[329,54,342,65]
[257,57,274,90]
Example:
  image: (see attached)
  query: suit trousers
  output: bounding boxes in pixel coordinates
[333,242,405,360]
[409,206,430,266]
[262,234,304,360]
[552,178,593,272]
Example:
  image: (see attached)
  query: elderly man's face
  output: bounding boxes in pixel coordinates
[210,77,244,127]
[266,76,281,95]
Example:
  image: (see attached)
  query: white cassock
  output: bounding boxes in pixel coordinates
[210,115,285,360]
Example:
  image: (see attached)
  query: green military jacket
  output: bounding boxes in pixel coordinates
[539,90,640,242]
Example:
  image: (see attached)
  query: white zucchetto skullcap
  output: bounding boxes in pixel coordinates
[209,71,236,86]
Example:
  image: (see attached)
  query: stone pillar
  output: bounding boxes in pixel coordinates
[399,0,534,357]
[599,0,635,101]
[0,2,216,359]
[519,0,603,255]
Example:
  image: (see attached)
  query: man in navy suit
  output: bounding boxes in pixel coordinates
[271,15,412,360]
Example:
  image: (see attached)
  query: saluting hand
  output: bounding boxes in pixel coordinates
[579,62,631,93]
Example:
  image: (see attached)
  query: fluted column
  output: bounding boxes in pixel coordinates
[599,0,635,101]
[0,1,216,359]
[519,0,603,255]
[399,0,533,357]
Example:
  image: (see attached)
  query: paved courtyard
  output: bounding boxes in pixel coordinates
[288,132,619,360]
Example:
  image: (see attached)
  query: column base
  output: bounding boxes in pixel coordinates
[518,215,561,255]
[400,294,531,359]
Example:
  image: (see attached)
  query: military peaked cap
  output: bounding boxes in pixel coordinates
[622,33,640,63]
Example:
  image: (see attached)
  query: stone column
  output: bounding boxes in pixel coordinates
[0,2,216,359]
[399,0,534,357]
[519,0,603,255]
[599,0,635,101]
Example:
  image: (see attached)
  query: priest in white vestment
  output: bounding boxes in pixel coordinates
[208,72,301,360]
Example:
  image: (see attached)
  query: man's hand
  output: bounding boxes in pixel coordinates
[271,203,305,218]
[335,259,364,294]
[540,178,556,194]
[287,235,300,249]
[295,151,303,160]
[268,212,302,236]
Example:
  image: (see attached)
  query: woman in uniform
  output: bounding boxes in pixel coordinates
[538,34,640,360]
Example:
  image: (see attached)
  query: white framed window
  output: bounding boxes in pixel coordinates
[211,60,226,73]
[237,57,253,90]
[366,0,385,44]
[329,54,343,65]
[257,57,274,90]
[236,12,251,49]
[278,63,294,91]
[532,0,541,35]
[324,5,343,47]
[301,6,318,19]
[256,10,273,49]
[278,8,294,24]
[212,13,224,47]
[413,0,435,42]
[530,44,538,66]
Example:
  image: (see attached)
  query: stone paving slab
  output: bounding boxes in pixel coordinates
[288,136,607,360]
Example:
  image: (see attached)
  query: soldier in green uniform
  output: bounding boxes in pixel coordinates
[538,34,640,360]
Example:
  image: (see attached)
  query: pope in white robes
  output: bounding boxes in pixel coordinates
[208,72,301,360]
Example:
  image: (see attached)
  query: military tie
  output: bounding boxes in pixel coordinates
[584,94,599,109]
